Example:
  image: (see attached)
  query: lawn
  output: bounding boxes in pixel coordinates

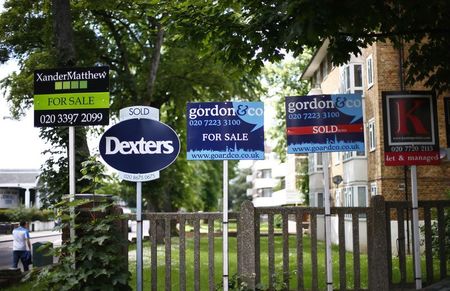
[4,234,442,290]
[128,235,370,290]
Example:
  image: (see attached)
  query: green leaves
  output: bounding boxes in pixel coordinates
[30,198,131,290]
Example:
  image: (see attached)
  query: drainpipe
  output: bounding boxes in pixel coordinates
[398,39,411,255]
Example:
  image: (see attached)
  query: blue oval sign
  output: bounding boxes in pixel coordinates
[99,118,180,173]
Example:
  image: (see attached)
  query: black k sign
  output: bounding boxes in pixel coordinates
[382,91,439,166]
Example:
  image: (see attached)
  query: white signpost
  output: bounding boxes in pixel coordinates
[99,106,180,291]
[286,94,364,291]
[186,101,265,290]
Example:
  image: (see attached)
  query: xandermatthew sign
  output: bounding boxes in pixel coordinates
[285,94,364,153]
[34,66,109,127]
[186,101,264,160]
[382,91,439,166]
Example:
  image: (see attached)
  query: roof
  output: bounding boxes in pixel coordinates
[300,39,329,80]
[0,169,40,187]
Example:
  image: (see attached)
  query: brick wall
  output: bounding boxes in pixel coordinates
[363,41,450,201]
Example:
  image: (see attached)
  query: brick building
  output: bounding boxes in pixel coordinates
[301,40,450,210]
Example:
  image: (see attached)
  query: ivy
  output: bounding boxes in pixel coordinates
[26,197,131,290]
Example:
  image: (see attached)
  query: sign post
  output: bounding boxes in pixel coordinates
[99,106,180,291]
[382,91,439,289]
[186,101,265,290]
[33,66,110,244]
[285,94,364,291]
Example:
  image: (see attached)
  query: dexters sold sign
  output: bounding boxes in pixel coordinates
[99,118,180,175]
[187,101,264,160]
[286,94,364,153]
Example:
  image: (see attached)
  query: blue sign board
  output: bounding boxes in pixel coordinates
[99,118,180,173]
[285,94,364,153]
[187,101,265,160]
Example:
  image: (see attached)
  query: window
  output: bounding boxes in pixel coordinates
[354,64,363,87]
[257,188,272,197]
[257,169,272,179]
[366,54,374,88]
[334,152,341,165]
[345,66,351,91]
[357,186,367,207]
[343,150,366,161]
[342,63,364,94]
[317,193,324,208]
[368,119,376,151]
[344,187,353,208]
[344,185,368,218]
[308,153,323,173]
[335,189,342,206]
[370,182,377,196]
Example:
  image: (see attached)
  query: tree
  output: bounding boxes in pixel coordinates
[228,167,252,211]
[218,0,450,95]
[0,1,260,213]
[260,54,311,162]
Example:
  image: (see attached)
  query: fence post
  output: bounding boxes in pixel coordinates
[239,200,256,289]
[370,195,389,291]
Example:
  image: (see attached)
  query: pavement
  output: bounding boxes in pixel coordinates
[1,229,143,243]
[0,230,62,243]
[0,230,62,270]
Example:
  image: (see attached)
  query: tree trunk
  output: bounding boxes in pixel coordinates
[51,0,91,193]
[52,0,76,67]
[144,19,164,104]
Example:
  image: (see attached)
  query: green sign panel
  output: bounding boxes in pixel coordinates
[34,66,110,127]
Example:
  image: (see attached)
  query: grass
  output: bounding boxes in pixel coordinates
[128,235,370,290]
[4,234,444,290]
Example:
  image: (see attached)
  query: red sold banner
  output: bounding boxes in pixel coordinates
[382,91,440,166]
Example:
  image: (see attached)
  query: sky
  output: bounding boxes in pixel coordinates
[0,60,47,169]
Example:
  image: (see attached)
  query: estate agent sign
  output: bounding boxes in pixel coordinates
[34,66,110,127]
[186,101,265,160]
[285,94,364,154]
[99,117,180,181]
[382,91,439,166]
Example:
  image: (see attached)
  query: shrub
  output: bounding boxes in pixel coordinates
[0,207,53,222]
[27,198,131,291]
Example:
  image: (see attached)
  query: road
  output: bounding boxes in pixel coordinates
[0,233,61,270]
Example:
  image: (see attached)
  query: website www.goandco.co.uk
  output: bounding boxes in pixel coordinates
[190,152,260,160]
[289,143,360,153]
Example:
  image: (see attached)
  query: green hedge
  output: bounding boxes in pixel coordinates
[0,207,53,222]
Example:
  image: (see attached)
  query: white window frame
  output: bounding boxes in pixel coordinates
[308,153,323,173]
[342,63,364,94]
[334,152,341,165]
[366,54,374,89]
[368,118,376,152]
[316,192,324,208]
[370,182,377,197]
[335,188,342,207]
[355,185,368,207]
[344,185,368,218]
[343,150,366,161]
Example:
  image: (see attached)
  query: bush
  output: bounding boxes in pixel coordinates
[0,207,53,222]
[27,198,131,291]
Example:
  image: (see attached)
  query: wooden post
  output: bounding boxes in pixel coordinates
[239,201,256,289]
[370,195,389,291]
